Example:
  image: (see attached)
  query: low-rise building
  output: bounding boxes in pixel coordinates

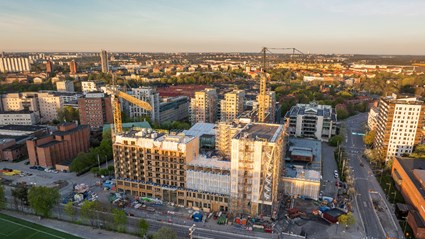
[159,96,189,123]
[26,123,90,169]
[56,80,74,92]
[0,138,27,162]
[392,157,425,239]
[0,111,40,125]
[282,138,322,200]
[285,102,338,141]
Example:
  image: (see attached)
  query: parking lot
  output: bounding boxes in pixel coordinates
[0,160,101,196]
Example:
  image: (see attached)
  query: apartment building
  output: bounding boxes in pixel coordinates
[0,111,40,125]
[81,81,99,93]
[220,90,245,122]
[190,88,218,124]
[26,123,90,169]
[215,119,249,158]
[230,123,286,218]
[1,92,63,123]
[128,87,160,123]
[0,57,30,73]
[78,92,113,128]
[159,96,189,123]
[285,102,338,141]
[46,60,53,74]
[113,130,229,211]
[392,157,425,239]
[368,106,379,130]
[56,80,74,92]
[374,95,425,162]
[69,60,77,74]
[100,50,109,73]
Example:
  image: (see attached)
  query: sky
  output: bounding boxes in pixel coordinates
[0,0,424,54]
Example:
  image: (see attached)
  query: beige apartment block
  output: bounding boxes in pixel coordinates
[220,90,245,122]
[190,88,217,124]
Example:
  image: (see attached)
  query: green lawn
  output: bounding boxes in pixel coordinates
[0,213,82,239]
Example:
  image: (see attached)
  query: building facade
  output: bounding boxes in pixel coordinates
[81,81,99,93]
[367,106,379,131]
[100,50,109,73]
[46,60,53,74]
[128,87,160,123]
[190,88,217,124]
[374,95,425,162]
[220,90,245,122]
[69,60,77,74]
[114,130,230,211]
[230,123,286,218]
[159,96,189,123]
[56,80,74,92]
[1,92,63,123]
[0,111,40,125]
[78,92,113,128]
[26,123,90,168]
[285,102,338,141]
[0,57,30,73]
[392,157,425,239]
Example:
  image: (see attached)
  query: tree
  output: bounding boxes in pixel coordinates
[411,144,425,158]
[57,106,79,122]
[139,219,149,238]
[113,209,128,232]
[11,183,28,211]
[81,200,100,226]
[329,135,343,147]
[339,212,356,228]
[363,130,376,146]
[153,227,177,239]
[64,201,77,221]
[28,186,60,217]
[0,184,5,210]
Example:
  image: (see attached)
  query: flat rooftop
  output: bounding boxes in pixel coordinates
[183,123,216,137]
[0,125,47,132]
[286,137,322,172]
[397,157,425,199]
[234,123,283,142]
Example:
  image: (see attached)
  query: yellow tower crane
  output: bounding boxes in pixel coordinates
[106,75,152,134]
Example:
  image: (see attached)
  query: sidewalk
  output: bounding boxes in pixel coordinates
[2,210,139,239]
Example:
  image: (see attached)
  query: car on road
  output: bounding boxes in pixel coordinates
[334,170,338,174]
[24,161,30,165]
[334,172,339,178]
[29,166,37,170]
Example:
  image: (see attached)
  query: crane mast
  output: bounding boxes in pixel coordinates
[108,74,153,134]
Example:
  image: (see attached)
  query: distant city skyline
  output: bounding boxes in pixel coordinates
[1,0,425,55]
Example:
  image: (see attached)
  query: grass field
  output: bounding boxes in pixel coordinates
[0,213,82,239]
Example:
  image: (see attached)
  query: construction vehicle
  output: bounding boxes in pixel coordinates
[105,75,152,134]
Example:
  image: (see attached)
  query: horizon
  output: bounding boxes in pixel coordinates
[1,0,425,55]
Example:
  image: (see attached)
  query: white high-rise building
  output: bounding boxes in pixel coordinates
[374,94,425,162]
[128,87,160,123]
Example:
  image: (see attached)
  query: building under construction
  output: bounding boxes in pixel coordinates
[230,122,286,218]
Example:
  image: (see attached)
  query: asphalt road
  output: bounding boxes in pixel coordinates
[342,113,403,239]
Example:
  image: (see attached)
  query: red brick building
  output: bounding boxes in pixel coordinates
[392,157,425,239]
[26,123,90,168]
[0,139,27,162]
[69,60,77,74]
[78,92,113,128]
[46,60,53,74]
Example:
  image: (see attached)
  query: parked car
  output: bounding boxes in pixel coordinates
[24,161,30,165]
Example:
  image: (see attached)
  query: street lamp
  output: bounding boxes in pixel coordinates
[189,224,196,239]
